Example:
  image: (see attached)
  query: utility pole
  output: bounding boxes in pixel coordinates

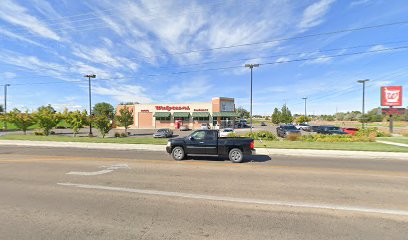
[3,84,10,130]
[244,64,260,134]
[302,97,307,117]
[357,79,369,129]
[84,74,96,136]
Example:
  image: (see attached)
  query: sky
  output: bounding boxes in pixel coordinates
[0,0,407,115]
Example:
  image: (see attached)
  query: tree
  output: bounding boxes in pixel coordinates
[296,115,311,124]
[34,105,62,136]
[236,106,250,119]
[271,107,281,124]
[5,109,36,134]
[280,104,293,124]
[115,106,134,134]
[64,110,88,137]
[92,115,112,138]
[93,102,115,119]
[0,104,3,113]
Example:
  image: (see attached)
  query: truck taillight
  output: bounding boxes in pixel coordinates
[250,141,255,149]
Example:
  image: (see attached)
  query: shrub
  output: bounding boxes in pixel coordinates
[301,134,374,142]
[356,127,389,138]
[114,132,121,138]
[244,131,278,140]
[34,131,44,136]
[120,132,127,138]
[227,132,241,138]
[287,134,301,141]
[49,131,56,135]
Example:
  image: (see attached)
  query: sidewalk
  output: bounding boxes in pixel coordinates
[1,140,408,160]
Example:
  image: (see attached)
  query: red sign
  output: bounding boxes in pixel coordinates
[381,108,406,115]
[155,106,190,111]
[381,86,402,106]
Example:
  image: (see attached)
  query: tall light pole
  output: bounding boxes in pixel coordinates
[245,63,260,134]
[302,97,307,117]
[357,79,369,129]
[3,84,10,130]
[84,74,96,136]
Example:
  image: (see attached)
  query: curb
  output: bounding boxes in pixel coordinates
[1,140,408,160]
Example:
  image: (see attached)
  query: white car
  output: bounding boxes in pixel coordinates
[200,123,210,129]
[219,128,235,137]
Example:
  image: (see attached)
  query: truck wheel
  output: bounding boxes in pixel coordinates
[229,148,243,163]
[171,146,185,161]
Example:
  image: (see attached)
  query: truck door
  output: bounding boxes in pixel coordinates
[185,130,206,154]
[203,130,218,155]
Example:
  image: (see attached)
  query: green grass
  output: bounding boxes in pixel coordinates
[377,137,408,145]
[254,140,408,152]
[0,134,168,145]
[1,134,408,152]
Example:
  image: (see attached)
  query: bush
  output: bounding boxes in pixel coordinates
[114,132,121,138]
[227,132,241,138]
[356,127,389,137]
[120,132,127,138]
[55,126,66,129]
[244,131,278,141]
[287,134,301,141]
[34,131,44,136]
[49,131,56,135]
[301,134,373,142]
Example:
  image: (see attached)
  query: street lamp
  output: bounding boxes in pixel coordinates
[244,63,260,134]
[302,97,307,117]
[3,84,10,130]
[357,79,369,129]
[84,74,96,136]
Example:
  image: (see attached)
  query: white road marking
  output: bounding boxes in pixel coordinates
[57,182,408,217]
[66,164,130,176]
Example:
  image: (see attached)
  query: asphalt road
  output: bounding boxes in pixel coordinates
[0,146,407,239]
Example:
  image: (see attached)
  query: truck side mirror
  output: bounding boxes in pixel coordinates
[189,136,195,141]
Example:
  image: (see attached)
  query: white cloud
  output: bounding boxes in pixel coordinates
[167,78,213,100]
[0,0,61,41]
[0,28,45,47]
[369,45,387,51]
[92,83,152,103]
[2,72,16,79]
[298,0,335,30]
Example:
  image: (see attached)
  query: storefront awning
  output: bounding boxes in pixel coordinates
[153,112,171,118]
[173,112,190,118]
[212,112,239,117]
[192,112,210,117]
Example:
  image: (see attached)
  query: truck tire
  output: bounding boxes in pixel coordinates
[229,148,243,163]
[171,146,185,161]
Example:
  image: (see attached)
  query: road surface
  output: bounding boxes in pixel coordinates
[0,146,407,239]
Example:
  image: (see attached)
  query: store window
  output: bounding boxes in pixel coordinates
[194,117,209,121]
[156,117,171,121]
[174,117,189,121]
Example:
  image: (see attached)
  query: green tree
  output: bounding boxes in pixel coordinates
[296,115,311,124]
[115,106,134,134]
[0,104,3,113]
[5,109,36,134]
[271,107,281,124]
[34,105,62,136]
[236,106,250,119]
[64,110,89,137]
[93,102,115,119]
[280,104,293,124]
[92,115,112,138]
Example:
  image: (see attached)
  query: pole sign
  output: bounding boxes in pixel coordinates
[381,86,403,106]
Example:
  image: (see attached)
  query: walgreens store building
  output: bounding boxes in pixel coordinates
[116,97,239,129]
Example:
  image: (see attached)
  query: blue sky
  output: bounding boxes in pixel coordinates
[0,0,407,115]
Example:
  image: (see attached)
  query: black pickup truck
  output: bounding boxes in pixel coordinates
[166,130,255,163]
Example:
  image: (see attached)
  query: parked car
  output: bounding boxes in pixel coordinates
[276,125,301,138]
[219,128,235,137]
[200,123,210,130]
[310,125,320,132]
[179,125,190,131]
[166,130,255,163]
[260,122,267,126]
[295,123,311,131]
[316,126,347,135]
[341,127,359,135]
[153,128,173,138]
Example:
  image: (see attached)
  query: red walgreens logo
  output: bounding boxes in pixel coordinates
[155,106,191,111]
[381,86,403,106]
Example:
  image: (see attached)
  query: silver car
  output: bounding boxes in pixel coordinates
[153,128,173,138]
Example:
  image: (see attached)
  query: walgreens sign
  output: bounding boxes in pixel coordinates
[155,106,190,111]
[381,86,403,106]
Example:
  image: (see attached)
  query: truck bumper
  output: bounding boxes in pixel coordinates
[251,149,256,155]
